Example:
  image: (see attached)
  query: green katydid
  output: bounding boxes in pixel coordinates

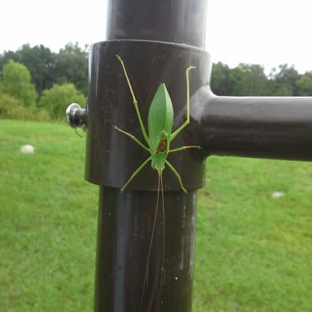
[114,55,200,193]
[114,55,200,310]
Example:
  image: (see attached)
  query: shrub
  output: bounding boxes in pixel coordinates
[0,60,38,107]
[0,93,51,121]
[39,83,85,120]
[0,93,24,118]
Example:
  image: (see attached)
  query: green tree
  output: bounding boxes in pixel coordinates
[0,42,88,96]
[0,60,38,107]
[17,44,56,95]
[227,66,244,95]
[270,64,299,95]
[0,50,16,78]
[211,63,269,96]
[0,44,56,95]
[295,73,312,96]
[211,62,231,95]
[238,63,268,96]
[54,42,88,95]
[39,83,85,120]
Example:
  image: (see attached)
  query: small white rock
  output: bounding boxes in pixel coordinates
[20,145,35,154]
[272,191,284,198]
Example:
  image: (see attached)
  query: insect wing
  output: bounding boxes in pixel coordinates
[147,84,174,153]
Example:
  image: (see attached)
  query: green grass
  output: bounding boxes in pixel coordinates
[0,120,98,311]
[1,119,312,311]
[195,157,312,311]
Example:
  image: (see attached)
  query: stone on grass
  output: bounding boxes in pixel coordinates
[272,191,284,198]
[20,145,35,154]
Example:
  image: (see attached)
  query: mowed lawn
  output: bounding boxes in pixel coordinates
[1,119,312,312]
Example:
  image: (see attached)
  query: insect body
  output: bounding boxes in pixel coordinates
[114,55,200,311]
[114,55,200,193]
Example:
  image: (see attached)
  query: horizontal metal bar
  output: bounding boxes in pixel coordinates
[191,86,312,161]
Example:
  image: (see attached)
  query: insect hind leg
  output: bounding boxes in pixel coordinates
[165,160,187,193]
[120,156,152,192]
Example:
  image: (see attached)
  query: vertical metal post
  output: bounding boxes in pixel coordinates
[65,2,312,311]
[87,1,210,311]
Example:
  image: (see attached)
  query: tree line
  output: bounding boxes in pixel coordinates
[0,42,88,96]
[211,62,312,96]
[1,42,312,121]
[0,43,87,121]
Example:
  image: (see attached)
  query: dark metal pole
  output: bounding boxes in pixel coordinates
[94,188,197,311]
[87,1,210,311]
[105,0,208,47]
[88,41,210,312]
[65,1,312,312]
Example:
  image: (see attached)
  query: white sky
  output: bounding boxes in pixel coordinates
[1,0,312,73]
[207,0,312,73]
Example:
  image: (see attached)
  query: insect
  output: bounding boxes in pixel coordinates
[113,55,200,310]
[114,55,200,193]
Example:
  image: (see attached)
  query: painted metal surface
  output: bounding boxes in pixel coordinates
[65,0,312,311]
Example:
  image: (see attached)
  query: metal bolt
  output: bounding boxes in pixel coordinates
[66,103,86,129]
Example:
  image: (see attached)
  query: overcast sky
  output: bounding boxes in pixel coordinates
[1,0,312,73]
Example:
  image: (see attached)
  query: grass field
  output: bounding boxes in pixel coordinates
[1,119,312,311]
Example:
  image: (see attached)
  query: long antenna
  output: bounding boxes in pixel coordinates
[140,172,162,311]
[160,173,165,286]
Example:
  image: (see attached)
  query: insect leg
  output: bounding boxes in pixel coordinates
[170,145,201,153]
[120,156,152,192]
[116,55,149,145]
[171,66,196,141]
[165,160,187,193]
[113,125,149,151]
